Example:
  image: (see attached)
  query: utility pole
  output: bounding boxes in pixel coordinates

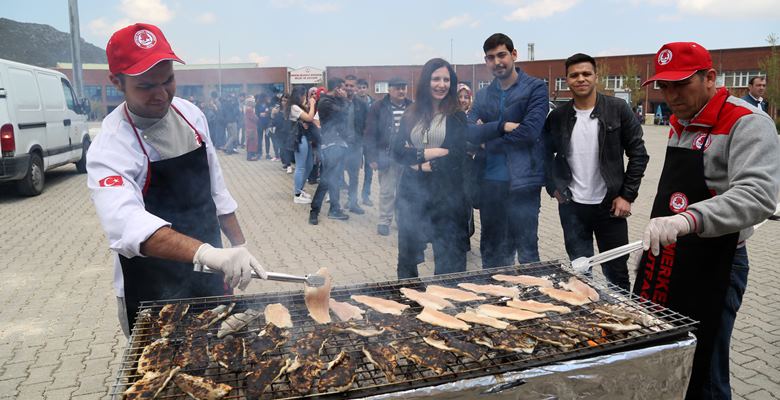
[218,41,223,96]
[528,43,535,61]
[68,0,84,99]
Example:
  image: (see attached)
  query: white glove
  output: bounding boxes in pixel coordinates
[193,243,268,290]
[642,215,691,256]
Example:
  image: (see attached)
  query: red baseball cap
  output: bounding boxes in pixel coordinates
[642,42,712,87]
[106,23,184,76]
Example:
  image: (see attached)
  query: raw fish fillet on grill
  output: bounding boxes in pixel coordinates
[391,340,455,374]
[264,303,293,328]
[476,304,545,322]
[245,323,290,363]
[539,287,592,306]
[123,366,180,400]
[211,335,245,372]
[457,283,520,298]
[304,267,332,324]
[174,330,210,370]
[137,338,175,374]
[185,303,235,333]
[330,321,386,337]
[560,277,600,302]
[416,307,471,331]
[424,332,486,361]
[492,274,553,287]
[400,287,455,310]
[158,303,189,337]
[245,358,289,399]
[329,299,365,321]
[362,343,398,382]
[425,285,486,302]
[455,309,510,330]
[506,299,571,314]
[350,295,410,315]
[481,329,538,353]
[217,308,262,338]
[317,351,359,393]
[172,372,232,400]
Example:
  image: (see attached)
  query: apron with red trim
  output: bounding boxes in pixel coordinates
[119,104,227,332]
[633,133,737,399]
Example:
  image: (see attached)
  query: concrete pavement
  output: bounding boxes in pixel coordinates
[0,124,777,398]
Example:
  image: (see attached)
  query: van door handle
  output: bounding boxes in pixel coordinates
[63,119,71,126]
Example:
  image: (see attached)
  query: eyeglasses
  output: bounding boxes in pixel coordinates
[484,51,510,63]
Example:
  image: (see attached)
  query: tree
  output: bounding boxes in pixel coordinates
[621,58,645,109]
[758,33,779,124]
[595,58,612,94]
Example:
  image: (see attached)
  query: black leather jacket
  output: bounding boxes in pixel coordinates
[544,93,649,203]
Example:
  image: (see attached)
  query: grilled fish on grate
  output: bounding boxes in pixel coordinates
[124,366,180,400]
[365,311,430,336]
[245,323,290,364]
[477,304,545,322]
[560,277,600,302]
[425,285,486,302]
[481,329,538,353]
[245,358,290,399]
[330,321,387,337]
[288,360,323,396]
[546,317,606,340]
[400,287,455,310]
[137,338,175,375]
[457,283,520,299]
[289,330,329,365]
[416,307,471,331]
[158,304,189,337]
[391,340,456,374]
[506,299,572,314]
[524,326,579,349]
[455,308,510,330]
[539,287,592,306]
[264,303,293,328]
[362,343,398,382]
[423,332,486,361]
[350,295,410,315]
[211,335,245,372]
[186,303,235,333]
[329,299,365,321]
[317,351,359,393]
[174,330,210,370]
[491,274,553,287]
[172,372,232,400]
[217,308,262,339]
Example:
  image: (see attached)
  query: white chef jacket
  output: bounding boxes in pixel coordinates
[86,97,238,297]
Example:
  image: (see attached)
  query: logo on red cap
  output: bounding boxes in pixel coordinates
[658,49,672,66]
[134,29,157,49]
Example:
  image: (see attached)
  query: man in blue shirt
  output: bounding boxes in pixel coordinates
[741,76,768,112]
[468,33,549,267]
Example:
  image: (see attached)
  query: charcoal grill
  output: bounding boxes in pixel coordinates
[110,260,697,399]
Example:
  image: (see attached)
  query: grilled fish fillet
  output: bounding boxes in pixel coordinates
[539,287,592,306]
[330,321,386,337]
[317,351,358,393]
[329,299,365,321]
[172,372,232,400]
[476,304,545,322]
[158,304,189,337]
[217,309,262,339]
[137,338,175,375]
[424,332,486,361]
[560,277,600,302]
[400,287,455,310]
[425,285,486,302]
[492,274,553,288]
[304,267,332,324]
[416,307,471,331]
[245,323,289,364]
[525,326,578,349]
[288,361,323,396]
[350,295,409,315]
[483,330,538,353]
[187,303,235,333]
[245,358,289,398]
[457,283,520,298]
[454,309,510,330]
[595,322,642,332]
[506,299,571,314]
[264,303,293,328]
[362,344,397,382]
[211,336,244,372]
[289,330,329,367]
[174,330,210,370]
[123,367,180,400]
[391,340,455,374]
[547,317,605,340]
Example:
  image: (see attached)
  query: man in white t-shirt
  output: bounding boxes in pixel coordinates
[544,53,649,290]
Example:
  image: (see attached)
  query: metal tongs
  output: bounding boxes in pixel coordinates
[570,240,644,274]
[198,266,326,287]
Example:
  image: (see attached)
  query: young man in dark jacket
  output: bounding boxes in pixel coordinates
[544,53,649,290]
[468,33,549,267]
[343,75,369,214]
[364,78,413,236]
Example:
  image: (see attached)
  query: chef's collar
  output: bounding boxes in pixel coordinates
[126,106,170,129]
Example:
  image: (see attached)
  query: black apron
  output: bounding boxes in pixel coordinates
[119,104,227,332]
[633,134,738,399]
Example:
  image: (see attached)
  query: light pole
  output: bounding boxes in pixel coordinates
[68,0,84,100]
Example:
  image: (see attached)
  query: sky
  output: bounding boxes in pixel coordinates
[3,0,780,68]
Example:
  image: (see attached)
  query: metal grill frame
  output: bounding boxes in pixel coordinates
[110,260,697,399]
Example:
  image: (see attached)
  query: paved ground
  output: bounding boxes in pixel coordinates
[0,124,777,399]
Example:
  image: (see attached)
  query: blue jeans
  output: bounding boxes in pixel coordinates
[345,144,362,207]
[311,145,347,214]
[479,180,541,267]
[703,246,749,400]
[293,136,313,195]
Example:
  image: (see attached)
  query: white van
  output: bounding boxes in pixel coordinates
[0,58,90,196]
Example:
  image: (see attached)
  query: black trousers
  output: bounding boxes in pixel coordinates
[479,180,541,268]
[558,200,630,290]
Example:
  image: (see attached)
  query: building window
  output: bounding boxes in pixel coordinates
[374,82,388,94]
[555,78,568,91]
[721,71,763,88]
[603,75,640,90]
[478,81,491,90]
[220,84,243,95]
[105,85,123,101]
[178,85,204,101]
[84,85,102,102]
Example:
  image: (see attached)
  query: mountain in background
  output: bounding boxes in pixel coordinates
[0,18,107,68]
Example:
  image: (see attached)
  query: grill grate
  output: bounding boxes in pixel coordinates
[110,260,696,399]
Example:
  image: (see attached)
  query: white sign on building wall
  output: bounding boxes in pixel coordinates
[290,66,324,84]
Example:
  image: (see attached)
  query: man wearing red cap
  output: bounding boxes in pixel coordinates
[86,23,267,336]
[637,42,780,399]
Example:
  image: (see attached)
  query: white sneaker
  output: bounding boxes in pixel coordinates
[286,166,293,174]
[294,194,312,204]
[299,190,312,199]
[324,193,330,203]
